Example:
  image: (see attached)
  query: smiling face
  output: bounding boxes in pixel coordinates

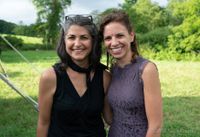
[65,25,92,64]
[103,22,134,63]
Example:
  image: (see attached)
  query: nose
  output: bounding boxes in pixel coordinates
[74,38,82,47]
[111,37,119,46]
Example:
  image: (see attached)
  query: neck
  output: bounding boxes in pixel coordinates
[116,52,134,68]
[76,61,89,68]
[68,59,91,73]
[68,59,92,88]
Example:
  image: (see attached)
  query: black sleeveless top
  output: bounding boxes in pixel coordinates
[48,63,106,137]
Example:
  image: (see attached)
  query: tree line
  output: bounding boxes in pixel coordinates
[0,0,199,54]
[0,20,44,37]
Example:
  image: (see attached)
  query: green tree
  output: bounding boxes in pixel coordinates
[166,0,187,25]
[0,20,16,34]
[119,0,170,49]
[32,0,71,48]
[121,0,169,33]
[168,0,200,53]
[13,25,26,35]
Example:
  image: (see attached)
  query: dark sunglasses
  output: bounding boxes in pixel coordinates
[65,14,93,25]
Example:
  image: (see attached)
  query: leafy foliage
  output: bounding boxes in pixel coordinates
[167,0,200,53]
[1,0,199,54]
[122,0,169,33]
[32,0,71,48]
[0,20,16,34]
[0,35,23,50]
[137,26,171,51]
[119,0,200,53]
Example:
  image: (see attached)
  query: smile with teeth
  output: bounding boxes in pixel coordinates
[110,46,122,53]
[73,48,84,51]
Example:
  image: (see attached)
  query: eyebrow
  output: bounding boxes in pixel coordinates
[104,32,124,37]
[116,32,125,35]
[66,33,90,36]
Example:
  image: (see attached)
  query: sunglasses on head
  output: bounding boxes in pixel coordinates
[65,14,93,25]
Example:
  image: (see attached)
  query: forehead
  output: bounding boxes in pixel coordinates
[66,25,90,35]
[103,22,128,36]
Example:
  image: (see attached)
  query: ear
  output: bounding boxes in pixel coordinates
[130,32,135,42]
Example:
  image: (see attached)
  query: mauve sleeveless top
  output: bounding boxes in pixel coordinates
[108,56,149,137]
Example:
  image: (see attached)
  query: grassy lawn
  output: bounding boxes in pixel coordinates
[0,50,200,137]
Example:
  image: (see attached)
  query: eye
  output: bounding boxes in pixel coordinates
[80,35,89,40]
[104,36,111,41]
[116,33,124,38]
[66,35,75,40]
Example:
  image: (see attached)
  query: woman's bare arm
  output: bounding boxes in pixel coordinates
[142,62,163,137]
[37,68,56,137]
[102,70,113,125]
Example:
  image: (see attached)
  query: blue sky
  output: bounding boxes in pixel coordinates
[0,0,168,25]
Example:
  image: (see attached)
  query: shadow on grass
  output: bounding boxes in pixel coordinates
[162,96,200,137]
[0,97,38,137]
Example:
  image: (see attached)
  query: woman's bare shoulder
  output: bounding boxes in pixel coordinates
[143,62,158,76]
[40,67,56,88]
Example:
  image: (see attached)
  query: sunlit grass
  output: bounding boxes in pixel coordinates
[157,61,200,97]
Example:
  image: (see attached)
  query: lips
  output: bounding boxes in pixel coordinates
[72,48,85,52]
[110,46,122,54]
[71,49,83,55]
[111,47,121,52]
[73,49,83,51]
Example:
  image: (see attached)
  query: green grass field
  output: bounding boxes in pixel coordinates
[0,50,200,137]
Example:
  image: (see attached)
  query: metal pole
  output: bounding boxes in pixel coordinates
[0,73,38,112]
[0,35,41,74]
[0,59,8,77]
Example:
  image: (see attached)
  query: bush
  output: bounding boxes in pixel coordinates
[140,44,200,61]
[0,35,23,50]
[137,26,171,51]
[168,16,200,53]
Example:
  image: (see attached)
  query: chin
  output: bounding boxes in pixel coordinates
[111,53,123,59]
[72,56,87,61]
